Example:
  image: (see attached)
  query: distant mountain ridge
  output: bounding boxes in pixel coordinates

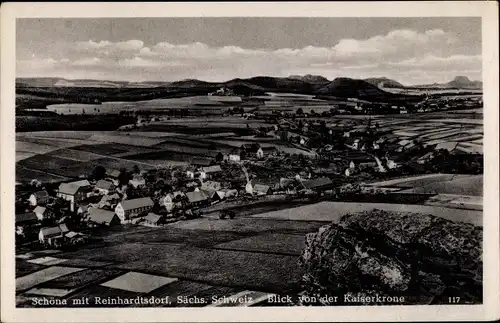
[364,77,405,88]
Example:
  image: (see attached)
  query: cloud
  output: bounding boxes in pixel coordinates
[71,57,102,66]
[16,29,481,85]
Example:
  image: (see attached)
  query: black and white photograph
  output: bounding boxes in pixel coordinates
[1,2,499,322]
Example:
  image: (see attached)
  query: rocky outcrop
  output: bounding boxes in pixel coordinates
[299,210,482,305]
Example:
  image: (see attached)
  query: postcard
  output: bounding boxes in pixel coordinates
[1,1,499,322]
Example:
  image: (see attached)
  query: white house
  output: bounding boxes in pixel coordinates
[57,182,91,212]
[95,180,116,195]
[38,224,70,246]
[33,206,53,221]
[256,148,264,159]
[245,182,254,195]
[129,176,146,188]
[229,154,241,162]
[28,190,49,206]
[115,197,154,222]
[159,194,174,212]
[186,170,195,179]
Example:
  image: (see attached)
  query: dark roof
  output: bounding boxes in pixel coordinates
[144,213,161,223]
[302,177,334,190]
[202,165,222,173]
[16,212,38,224]
[95,180,114,190]
[40,224,69,237]
[206,151,223,158]
[32,190,49,198]
[120,197,154,211]
[191,158,213,167]
[88,208,117,225]
[186,191,209,203]
[58,183,83,195]
[106,169,121,178]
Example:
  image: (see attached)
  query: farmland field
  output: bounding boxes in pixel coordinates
[38,268,124,289]
[111,245,303,293]
[16,266,85,291]
[251,201,482,226]
[214,233,305,256]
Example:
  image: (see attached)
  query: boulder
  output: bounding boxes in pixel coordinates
[299,210,482,305]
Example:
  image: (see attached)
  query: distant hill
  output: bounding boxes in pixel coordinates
[289,74,330,84]
[316,77,391,99]
[412,76,482,90]
[364,77,405,88]
[446,76,482,89]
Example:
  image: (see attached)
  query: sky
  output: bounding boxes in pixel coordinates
[16,17,482,85]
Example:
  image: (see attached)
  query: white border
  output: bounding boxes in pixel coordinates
[1,2,499,322]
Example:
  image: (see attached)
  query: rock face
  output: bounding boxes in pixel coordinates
[299,210,482,305]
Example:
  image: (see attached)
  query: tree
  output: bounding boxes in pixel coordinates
[296,107,304,115]
[118,168,130,186]
[90,165,106,181]
[133,165,140,175]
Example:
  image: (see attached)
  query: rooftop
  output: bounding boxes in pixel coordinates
[120,197,154,211]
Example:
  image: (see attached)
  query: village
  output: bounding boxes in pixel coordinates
[15,107,482,251]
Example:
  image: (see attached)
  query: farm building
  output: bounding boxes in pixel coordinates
[87,208,121,227]
[33,206,54,221]
[38,224,70,246]
[57,182,92,212]
[143,213,162,226]
[301,177,335,191]
[186,191,210,207]
[115,197,154,222]
[95,180,116,195]
[28,190,49,206]
[191,158,214,167]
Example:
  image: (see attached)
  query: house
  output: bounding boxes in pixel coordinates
[301,177,335,191]
[186,191,210,207]
[201,165,222,177]
[186,168,195,179]
[201,180,222,191]
[228,153,241,162]
[256,148,264,159]
[106,169,121,179]
[206,151,224,163]
[143,213,162,226]
[219,188,238,199]
[97,193,121,209]
[57,182,91,212]
[28,190,49,206]
[33,206,54,221]
[115,197,154,222]
[159,194,174,212]
[129,176,146,189]
[95,180,116,195]
[15,212,39,235]
[87,208,120,227]
[253,184,271,196]
[38,224,70,246]
[191,157,214,167]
